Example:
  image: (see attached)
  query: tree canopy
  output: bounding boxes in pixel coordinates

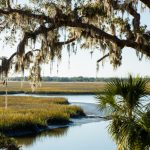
[0,0,150,86]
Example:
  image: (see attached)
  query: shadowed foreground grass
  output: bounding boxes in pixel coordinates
[0,134,19,149]
[0,96,85,136]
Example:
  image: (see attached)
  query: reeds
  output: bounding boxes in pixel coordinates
[0,96,85,132]
[0,82,104,93]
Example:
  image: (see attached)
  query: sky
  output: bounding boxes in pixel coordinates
[0,1,150,78]
[40,47,150,77]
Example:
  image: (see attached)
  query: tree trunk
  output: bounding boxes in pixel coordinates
[5,79,8,109]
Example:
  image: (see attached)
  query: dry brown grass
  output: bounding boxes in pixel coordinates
[0,82,105,93]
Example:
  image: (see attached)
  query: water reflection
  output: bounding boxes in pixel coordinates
[12,94,116,150]
[16,122,116,150]
[16,127,68,146]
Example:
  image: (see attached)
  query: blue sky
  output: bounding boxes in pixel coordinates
[0,1,150,78]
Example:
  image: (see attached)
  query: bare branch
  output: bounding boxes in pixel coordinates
[140,0,150,9]
[6,0,11,9]
[112,1,140,33]
[97,53,109,63]
[127,3,140,32]
[57,37,77,45]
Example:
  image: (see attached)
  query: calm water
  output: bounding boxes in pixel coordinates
[12,93,97,104]
[13,94,116,150]
[16,121,116,150]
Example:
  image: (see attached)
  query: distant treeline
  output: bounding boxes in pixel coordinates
[8,76,117,82]
[8,76,140,82]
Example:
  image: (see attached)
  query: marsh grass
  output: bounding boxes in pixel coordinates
[0,82,105,93]
[0,96,85,134]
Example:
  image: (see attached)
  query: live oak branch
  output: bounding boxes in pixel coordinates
[0,0,150,86]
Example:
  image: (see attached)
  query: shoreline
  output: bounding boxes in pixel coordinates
[2,115,107,137]
[1,91,149,95]
[2,120,72,137]
[0,101,107,137]
[0,91,101,95]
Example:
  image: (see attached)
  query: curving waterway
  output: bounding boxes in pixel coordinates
[11,94,117,150]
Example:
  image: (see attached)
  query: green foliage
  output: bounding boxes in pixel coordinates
[97,75,150,150]
[0,134,19,149]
